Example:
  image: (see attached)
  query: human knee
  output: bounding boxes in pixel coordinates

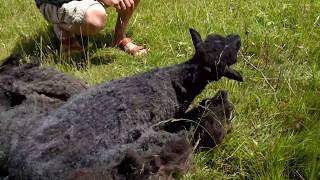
[84,4,106,33]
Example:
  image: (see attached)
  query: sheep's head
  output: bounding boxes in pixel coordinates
[65,139,192,180]
[195,90,234,148]
[189,28,243,82]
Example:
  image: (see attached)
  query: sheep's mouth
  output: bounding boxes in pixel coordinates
[222,66,243,82]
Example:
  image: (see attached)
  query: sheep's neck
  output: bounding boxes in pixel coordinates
[169,63,210,113]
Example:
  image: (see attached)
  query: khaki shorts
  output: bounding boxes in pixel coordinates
[39,0,104,24]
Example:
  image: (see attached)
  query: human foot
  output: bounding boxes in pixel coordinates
[53,24,84,55]
[116,38,147,55]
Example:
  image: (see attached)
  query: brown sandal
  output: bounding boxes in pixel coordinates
[118,38,147,55]
[53,24,84,55]
[60,37,84,55]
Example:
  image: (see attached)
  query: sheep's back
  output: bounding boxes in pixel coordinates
[9,70,180,179]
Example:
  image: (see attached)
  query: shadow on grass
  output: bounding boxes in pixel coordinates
[10,26,121,68]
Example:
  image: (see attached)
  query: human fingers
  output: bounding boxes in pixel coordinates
[123,0,132,8]
[103,0,119,7]
[128,0,135,9]
[119,0,127,10]
[128,0,134,7]
[113,3,121,11]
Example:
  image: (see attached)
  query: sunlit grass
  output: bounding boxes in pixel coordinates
[0,0,319,179]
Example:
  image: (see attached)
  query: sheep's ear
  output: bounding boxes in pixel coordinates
[189,28,203,50]
[231,38,241,51]
[223,66,243,81]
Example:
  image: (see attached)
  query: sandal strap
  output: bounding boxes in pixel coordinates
[118,38,132,49]
[117,38,147,55]
[60,36,83,55]
[61,36,79,45]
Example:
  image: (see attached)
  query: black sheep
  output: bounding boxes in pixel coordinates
[2,28,242,179]
[163,90,234,148]
[65,90,235,180]
[0,55,88,178]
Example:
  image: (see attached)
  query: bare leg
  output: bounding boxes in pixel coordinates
[50,0,145,55]
[113,0,147,55]
[39,2,107,55]
[55,3,106,55]
[113,0,140,45]
[59,4,106,36]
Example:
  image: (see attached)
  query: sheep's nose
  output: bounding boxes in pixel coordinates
[233,37,241,51]
[230,35,241,50]
[226,34,241,50]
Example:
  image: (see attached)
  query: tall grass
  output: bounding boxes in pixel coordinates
[0,0,319,179]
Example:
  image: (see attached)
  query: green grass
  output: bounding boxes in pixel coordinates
[1,0,320,179]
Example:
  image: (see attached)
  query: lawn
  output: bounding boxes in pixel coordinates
[0,0,320,179]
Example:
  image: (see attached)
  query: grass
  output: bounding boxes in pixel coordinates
[1,0,320,179]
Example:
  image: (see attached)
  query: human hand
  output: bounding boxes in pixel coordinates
[100,0,134,11]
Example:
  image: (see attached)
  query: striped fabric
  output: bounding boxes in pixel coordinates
[35,0,73,7]
[39,3,61,23]
[37,0,103,40]
[38,0,101,24]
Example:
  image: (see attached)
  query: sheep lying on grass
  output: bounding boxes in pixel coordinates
[163,90,234,148]
[0,55,88,111]
[66,90,235,180]
[0,55,88,177]
[1,28,242,179]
